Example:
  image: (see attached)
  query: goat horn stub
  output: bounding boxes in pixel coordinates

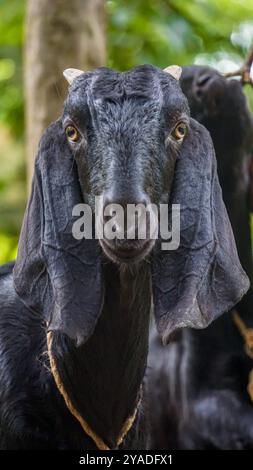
[64,66,182,84]
[164,65,182,80]
[63,68,84,85]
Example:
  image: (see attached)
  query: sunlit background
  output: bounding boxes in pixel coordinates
[0,0,253,263]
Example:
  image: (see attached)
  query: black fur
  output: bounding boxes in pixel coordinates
[0,65,248,449]
[148,66,253,450]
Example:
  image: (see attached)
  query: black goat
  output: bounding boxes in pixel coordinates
[148,66,253,450]
[0,65,248,449]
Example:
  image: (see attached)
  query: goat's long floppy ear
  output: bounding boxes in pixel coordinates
[152,119,249,344]
[13,121,103,346]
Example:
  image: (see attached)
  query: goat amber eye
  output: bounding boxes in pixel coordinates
[65,125,79,142]
[172,122,187,141]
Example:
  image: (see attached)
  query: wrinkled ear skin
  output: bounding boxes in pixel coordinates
[152,119,250,344]
[13,121,104,346]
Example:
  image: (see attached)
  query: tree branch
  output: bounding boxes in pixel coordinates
[224,45,253,86]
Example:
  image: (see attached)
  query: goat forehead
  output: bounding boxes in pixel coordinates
[92,69,160,100]
[66,66,188,128]
[88,69,163,126]
[91,97,162,133]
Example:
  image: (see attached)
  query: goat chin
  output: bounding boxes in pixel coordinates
[99,238,155,265]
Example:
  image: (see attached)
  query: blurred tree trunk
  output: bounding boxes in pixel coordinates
[25,0,106,187]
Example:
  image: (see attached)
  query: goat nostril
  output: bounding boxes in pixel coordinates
[140,196,150,208]
[102,192,151,241]
[103,193,150,212]
[196,73,212,87]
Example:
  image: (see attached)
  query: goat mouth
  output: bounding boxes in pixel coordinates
[100,239,155,264]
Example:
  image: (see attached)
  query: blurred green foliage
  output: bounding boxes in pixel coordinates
[0,0,25,137]
[107,0,253,70]
[107,0,253,108]
[0,0,26,263]
[0,0,253,263]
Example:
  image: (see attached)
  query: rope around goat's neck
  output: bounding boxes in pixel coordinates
[233,311,253,359]
[232,311,253,401]
[47,331,140,450]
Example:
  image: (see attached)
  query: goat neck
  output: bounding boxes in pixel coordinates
[48,260,151,449]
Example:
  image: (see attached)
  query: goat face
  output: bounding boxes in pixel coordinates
[62,65,189,264]
[13,64,249,345]
[180,65,253,162]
